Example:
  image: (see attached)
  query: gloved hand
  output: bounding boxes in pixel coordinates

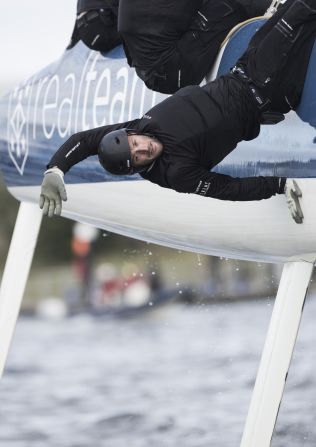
[284,179,303,224]
[39,167,67,217]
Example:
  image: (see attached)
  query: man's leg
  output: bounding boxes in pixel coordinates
[236,0,316,111]
[153,0,271,92]
[141,0,248,93]
[118,0,201,91]
[77,7,120,52]
[176,0,248,88]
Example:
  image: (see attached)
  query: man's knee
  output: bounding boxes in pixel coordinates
[136,53,182,94]
[192,0,247,33]
[77,9,120,52]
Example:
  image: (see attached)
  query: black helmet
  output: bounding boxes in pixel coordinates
[98,128,133,175]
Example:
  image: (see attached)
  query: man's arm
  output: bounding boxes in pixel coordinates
[169,167,303,222]
[40,120,138,217]
[168,165,285,201]
[48,121,138,173]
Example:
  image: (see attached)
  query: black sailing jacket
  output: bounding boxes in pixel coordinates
[48,74,285,201]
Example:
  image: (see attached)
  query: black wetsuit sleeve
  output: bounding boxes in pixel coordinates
[169,165,286,201]
[47,120,139,173]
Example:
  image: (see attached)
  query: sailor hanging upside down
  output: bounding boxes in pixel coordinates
[40,0,315,224]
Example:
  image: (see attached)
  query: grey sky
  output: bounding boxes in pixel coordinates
[1,1,76,87]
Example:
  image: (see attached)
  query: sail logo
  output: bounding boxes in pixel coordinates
[6,46,165,176]
[7,86,30,175]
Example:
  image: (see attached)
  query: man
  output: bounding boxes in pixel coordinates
[118,0,272,93]
[68,0,120,52]
[69,0,270,91]
[40,0,315,223]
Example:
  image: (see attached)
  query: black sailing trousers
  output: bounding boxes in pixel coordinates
[119,0,271,94]
[236,0,316,113]
[68,1,120,52]
[77,9,121,52]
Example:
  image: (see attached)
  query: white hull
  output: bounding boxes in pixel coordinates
[9,177,316,263]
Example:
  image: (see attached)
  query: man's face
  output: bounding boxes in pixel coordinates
[128,134,163,168]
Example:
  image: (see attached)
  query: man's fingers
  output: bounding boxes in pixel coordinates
[40,168,67,216]
[293,211,303,224]
[60,186,67,202]
[295,201,304,220]
[48,200,56,218]
[288,197,303,224]
[39,195,45,209]
[292,180,302,198]
[291,191,304,220]
[55,197,62,216]
[288,204,303,224]
[42,198,50,216]
[41,197,62,217]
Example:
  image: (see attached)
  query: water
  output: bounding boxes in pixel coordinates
[1,296,316,447]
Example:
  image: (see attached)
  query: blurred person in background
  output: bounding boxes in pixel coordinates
[71,223,99,309]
